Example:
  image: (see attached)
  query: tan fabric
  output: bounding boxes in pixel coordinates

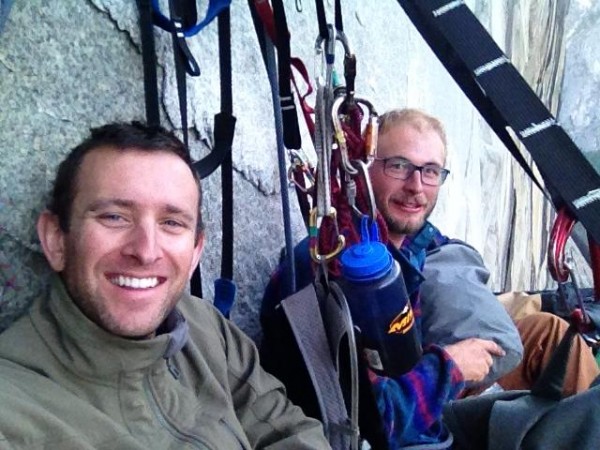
[497,312,600,397]
[497,292,542,321]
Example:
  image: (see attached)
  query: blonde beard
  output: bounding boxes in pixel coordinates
[380,202,436,240]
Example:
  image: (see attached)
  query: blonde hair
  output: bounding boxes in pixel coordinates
[378,108,447,160]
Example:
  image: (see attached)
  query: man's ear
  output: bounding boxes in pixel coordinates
[188,233,204,279]
[37,210,66,271]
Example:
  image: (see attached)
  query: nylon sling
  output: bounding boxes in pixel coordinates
[138,0,235,309]
[210,5,237,317]
[248,0,314,294]
[396,0,600,244]
[136,0,161,127]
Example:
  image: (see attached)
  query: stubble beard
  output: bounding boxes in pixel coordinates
[61,261,178,339]
[380,198,436,241]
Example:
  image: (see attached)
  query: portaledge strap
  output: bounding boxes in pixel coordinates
[397,0,600,244]
[191,6,237,306]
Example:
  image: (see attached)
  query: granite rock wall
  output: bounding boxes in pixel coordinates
[0,0,595,339]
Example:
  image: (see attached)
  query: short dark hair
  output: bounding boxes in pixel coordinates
[49,121,204,240]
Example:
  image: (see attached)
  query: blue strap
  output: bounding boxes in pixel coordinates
[151,0,231,36]
[0,0,14,35]
[213,277,236,318]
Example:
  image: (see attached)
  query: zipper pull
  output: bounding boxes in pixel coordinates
[166,358,180,380]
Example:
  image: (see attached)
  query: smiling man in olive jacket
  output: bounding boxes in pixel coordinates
[0,122,330,450]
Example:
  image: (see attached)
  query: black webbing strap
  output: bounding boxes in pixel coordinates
[136,0,161,127]
[191,6,236,308]
[164,0,202,297]
[396,0,600,243]
[192,3,235,180]
[213,7,236,316]
[281,284,352,450]
[215,8,235,282]
[314,0,328,41]
[314,0,344,38]
[169,0,200,151]
[271,0,302,150]
[397,0,545,195]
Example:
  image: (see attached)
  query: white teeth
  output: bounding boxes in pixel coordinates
[111,276,159,289]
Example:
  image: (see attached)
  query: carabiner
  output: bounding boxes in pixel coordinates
[335,31,356,102]
[355,98,378,165]
[332,95,358,175]
[288,149,315,193]
[348,159,377,221]
[548,207,576,283]
[308,207,346,263]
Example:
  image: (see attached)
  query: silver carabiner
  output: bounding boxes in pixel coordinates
[348,159,377,221]
[332,96,358,176]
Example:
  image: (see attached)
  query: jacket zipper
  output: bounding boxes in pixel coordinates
[143,374,210,450]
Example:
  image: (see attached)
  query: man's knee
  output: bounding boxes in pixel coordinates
[515,311,568,344]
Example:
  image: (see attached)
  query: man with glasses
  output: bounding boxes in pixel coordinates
[369,108,520,388]
[371,108,598,397]
[261,108,513,448]
[260,108,599,448]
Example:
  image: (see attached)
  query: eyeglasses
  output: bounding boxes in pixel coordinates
[375,157,450,186]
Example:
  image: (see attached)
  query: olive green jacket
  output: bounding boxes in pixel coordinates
[0,276,330,449]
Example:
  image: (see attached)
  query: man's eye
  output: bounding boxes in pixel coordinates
[423,166,441,176]
[97,213,128,227]
[100,214,124,222]
[163,219,185,229]
[389,161,409,170]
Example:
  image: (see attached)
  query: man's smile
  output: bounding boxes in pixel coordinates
[107,274,164,289]
[391,198,426,213]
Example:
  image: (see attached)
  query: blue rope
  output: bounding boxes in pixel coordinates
[264,31,296,294]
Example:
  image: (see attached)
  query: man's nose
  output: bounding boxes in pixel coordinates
[122,222,163,265]
[403,168,424,192]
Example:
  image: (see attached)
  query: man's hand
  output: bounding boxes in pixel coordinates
[444,338,506,382]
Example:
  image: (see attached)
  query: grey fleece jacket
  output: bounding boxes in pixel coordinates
[0,275,330,449]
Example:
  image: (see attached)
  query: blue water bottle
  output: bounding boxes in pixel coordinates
[339,218,422,378]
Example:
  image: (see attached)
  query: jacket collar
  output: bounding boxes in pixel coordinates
[31,274,189,378]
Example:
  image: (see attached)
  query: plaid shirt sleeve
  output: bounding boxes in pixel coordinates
[369,343,465,447]
[366,231,465,448]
